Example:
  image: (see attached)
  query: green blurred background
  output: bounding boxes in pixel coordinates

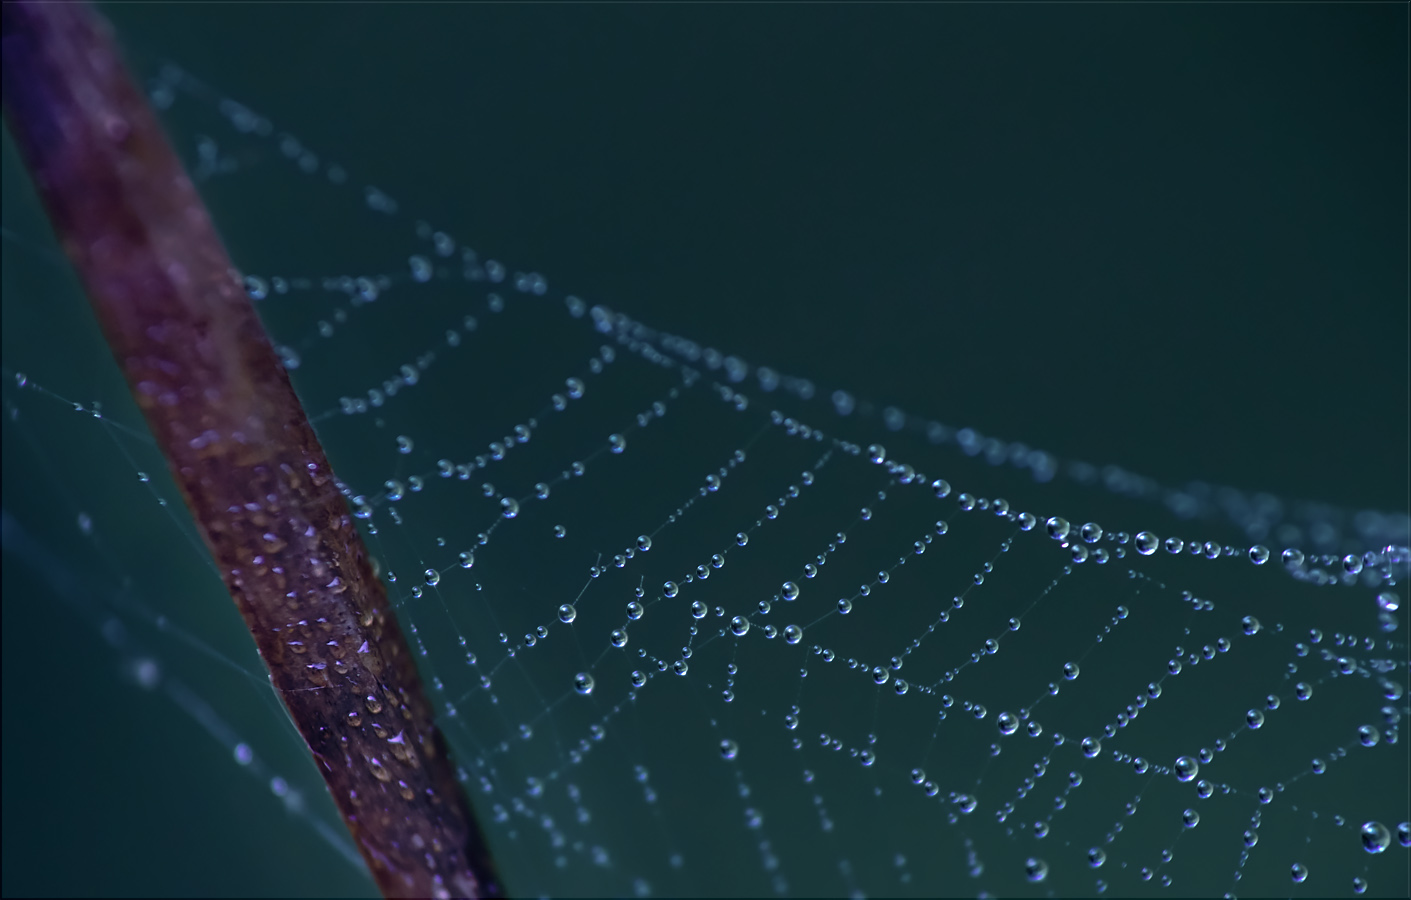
[3,3,1405,897]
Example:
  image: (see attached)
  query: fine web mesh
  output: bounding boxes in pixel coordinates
[2,15,1408,899]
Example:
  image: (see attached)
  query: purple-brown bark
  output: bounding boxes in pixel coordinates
[0,3,501,897]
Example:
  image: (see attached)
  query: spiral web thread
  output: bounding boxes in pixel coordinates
[3,63,1409,899]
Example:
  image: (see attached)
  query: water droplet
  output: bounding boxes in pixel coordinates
[1135,531,1158,555]
[574,672,595,695]
[1024,858,1048,883]
[1175,756,1199,782]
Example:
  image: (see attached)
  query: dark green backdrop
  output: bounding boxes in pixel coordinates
[3,3,1405,897]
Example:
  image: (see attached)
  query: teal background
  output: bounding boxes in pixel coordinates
[3,3,1406,898]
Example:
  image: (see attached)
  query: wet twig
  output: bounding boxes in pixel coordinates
[0,3,502,896]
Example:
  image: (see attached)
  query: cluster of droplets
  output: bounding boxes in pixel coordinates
[350,373,1411,895]
[155,53,1411,561]
[69,65,1408,899]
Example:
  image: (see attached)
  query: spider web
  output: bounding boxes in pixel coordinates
[2,7,1408,898]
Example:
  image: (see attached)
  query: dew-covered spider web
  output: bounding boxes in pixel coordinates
[3,6,1409,899]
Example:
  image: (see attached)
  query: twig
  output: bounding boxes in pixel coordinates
[0,3,503,897]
